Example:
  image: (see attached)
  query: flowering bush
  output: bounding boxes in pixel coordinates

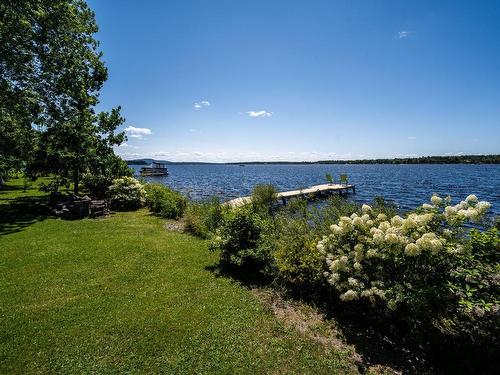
[107,177,146,210]
[318,194,492,312]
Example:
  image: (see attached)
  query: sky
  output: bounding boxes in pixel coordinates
[88,0,500,162]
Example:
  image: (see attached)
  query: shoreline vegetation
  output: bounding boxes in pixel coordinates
[126,154,500,166]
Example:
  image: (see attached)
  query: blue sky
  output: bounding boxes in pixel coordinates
[89,0,500,162]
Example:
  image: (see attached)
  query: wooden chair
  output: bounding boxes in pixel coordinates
[340,174,348,185]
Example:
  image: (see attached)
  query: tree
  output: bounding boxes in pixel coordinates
[0,0,127,193]
[33,107,128,194]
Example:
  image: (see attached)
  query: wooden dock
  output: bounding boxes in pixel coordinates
[226,183,355,208]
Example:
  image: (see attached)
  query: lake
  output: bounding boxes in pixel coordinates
[131,164,500,215]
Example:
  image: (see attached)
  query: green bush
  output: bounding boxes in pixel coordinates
[82,174,112,198]
[184,197,223,238]
[251,184,278,216]
[445,227,499,335]
[107,177,146,210]
[271,215,325,287]
[144,183,187,219]
[210,205,273,271]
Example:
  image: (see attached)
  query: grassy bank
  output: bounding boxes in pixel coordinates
[0,182,357,374]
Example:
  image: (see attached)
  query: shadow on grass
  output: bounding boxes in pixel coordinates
[205,262,271,289]
[0,196,50,235]
[205,261,439,374]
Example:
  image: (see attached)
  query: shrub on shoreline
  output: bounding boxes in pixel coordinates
[251,184,278,216]
[210,205,273,272]
[184,197,224,238]
[107,177,146,210]
[144,183,187,219]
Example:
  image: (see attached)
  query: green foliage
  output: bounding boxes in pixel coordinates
[251,184,278,216]
[210,206,273,271]
[325,173,333,184]
[107,177,146,210]
[144,183,187,219]
[183,197,224,238]
[39,177,70,194]
[445,228,499,334]
[0,0,128,194]
[82,155,133,198]
[271,216,326,287]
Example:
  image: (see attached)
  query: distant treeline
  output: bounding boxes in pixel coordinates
[127,159,149,165]
[316,155,500,164]
[228,155,500,165]
[128,154,500,166]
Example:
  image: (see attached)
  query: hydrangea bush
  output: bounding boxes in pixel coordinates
[318,194,492,312]
[107,176,146,209]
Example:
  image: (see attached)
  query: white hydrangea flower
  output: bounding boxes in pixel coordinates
[353,262,363,271]
[391,215,403,226]
[404,243,420,256]
[431,195,442,205]
[378,221,391,232]
[422,203,433,210]
[328,273,341,285]
[348,277,359,287]
[361,214,371,223]
[352,216,364,228]
[476,201,491,212]
[362,204,372,213]
[376,213,387,222]
[340,290,359,301]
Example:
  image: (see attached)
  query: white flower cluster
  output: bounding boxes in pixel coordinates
[438,194,491,223]
[318,194,491,307]
[108,177,146,205]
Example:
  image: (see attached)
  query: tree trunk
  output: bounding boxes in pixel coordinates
[74,171,79,195]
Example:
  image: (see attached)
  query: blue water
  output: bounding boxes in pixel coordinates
[132,164,500,215]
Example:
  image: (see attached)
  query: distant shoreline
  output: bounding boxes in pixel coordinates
[127,154,500,166]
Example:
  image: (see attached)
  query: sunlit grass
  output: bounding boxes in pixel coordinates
[0,180,356,374]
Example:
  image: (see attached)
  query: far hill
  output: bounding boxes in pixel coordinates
[127,154,500,165]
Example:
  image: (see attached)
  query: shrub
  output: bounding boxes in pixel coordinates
[251,184,278,216]
[107,176,146,210]
[318,194,493,314]
[82,174,112,198]
[445,227,499,335]
[184,197,223,238]
[271,215,325,287]
[210,205,273,272]
[144,183,187,219]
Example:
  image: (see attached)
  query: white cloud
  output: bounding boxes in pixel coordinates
[194,100,210,110]
[407,136,417,140]
[124,126,152,139]
[118,142,139,149]
[246,110,273,118]
[397,31,411,39]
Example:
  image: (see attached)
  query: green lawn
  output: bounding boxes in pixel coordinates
[0,182,357,374]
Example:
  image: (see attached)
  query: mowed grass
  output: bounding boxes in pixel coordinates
[0,181,357,374]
